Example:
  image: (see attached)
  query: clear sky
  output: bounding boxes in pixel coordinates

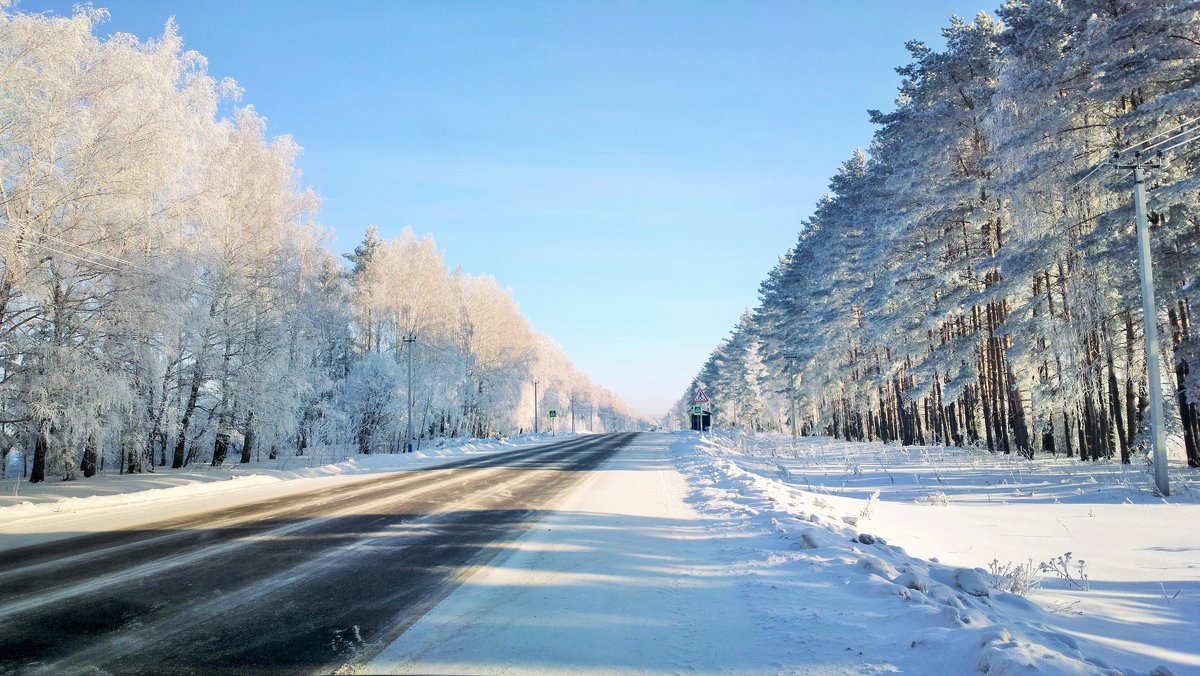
[22,0,993,418]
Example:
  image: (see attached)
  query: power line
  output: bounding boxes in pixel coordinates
[39,233,144,270]
[1158,132,1200,157]
[18,232,264,298]
[1073,115,1198,191]
[1115,114,1196,156]
[23,240,123,273]
[1132,121,1200,156]
[1069,160,1107,189]
[24,237,203,293]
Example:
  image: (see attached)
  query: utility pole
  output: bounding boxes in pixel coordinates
[571,397,576,434]
[1116,151,1169,495]
[790,378,799,438]
[533,378,539,434]
[1070,117,1200,496]
[403,332,416,453]
[785,355,799,438]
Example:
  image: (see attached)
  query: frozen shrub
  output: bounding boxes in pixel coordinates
[987,559,1041,597]
[919,490,951,506]
[859,490,880,518]
[1039,552,1089,591]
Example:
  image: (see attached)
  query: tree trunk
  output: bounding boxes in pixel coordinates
[1179,358,1198,467]
[211,405,232,467]
[81,434,98,478]
[212,426,230,467]
[1125,310,1138,452]
[29,421,48,483]
[1107,346,1129,463]
[1169,302,1199,468]
[1006,361,1030,457]
[1062,409,1074,458]
[1042,422,1056,455]
[172,364,203,468]
[240,412,255,464]
[140,367,173,473]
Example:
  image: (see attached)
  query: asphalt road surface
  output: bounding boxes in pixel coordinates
[0,433,638,675]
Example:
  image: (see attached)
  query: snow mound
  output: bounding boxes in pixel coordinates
[671,431,1184,675]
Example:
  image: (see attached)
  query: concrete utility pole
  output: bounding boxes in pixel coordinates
[790,378,799,438]
[1070,118,1200,496]
[533,378,539,434]
[571,397,576,434]
[403,333,416,453]
[1116,152,1169,495]
[789,359,799,438]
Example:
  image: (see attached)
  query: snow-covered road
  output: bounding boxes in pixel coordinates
[0,434,636,674]
[369,432,805,673]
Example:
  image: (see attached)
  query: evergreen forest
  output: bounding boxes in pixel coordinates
[675,1,1200,470]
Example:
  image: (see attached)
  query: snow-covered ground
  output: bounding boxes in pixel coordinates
[700,430,1199,674]
[4,429,1196,674]
[0,433,568,550]
[369,431,1196,675]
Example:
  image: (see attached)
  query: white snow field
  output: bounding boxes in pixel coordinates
[368,431,1197,675]
[3,430,1196,674]
[697,430,1200,675]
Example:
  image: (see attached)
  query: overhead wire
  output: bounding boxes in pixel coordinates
[39,232,148,271]
[1072,119,1200,191]
[1156,131,1200,157]
[20,230,309,302]
[23,240,124,273]
[1115,115,1196,156]
[1069,160,1108,190]
[20,235,218,296]
[1133,121,1200,155]
[1052,118,1200,264]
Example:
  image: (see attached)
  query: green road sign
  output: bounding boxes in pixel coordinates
[548,409,558,418]
[691,405,702,415]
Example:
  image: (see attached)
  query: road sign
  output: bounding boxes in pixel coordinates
[548,409,557,418]
[691,404,702,415]
[692,387,709,404]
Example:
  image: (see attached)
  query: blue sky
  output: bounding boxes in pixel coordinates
[23,0,993,417]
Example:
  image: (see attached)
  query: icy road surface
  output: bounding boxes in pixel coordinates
[0,433,636,674]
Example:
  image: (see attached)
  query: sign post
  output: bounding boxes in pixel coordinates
[691,387,710,434]
[549,409,558,436]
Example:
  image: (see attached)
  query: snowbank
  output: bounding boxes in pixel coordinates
[680,429,1197,675]
[0,433,567,549]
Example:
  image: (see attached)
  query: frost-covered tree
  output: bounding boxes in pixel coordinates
[682,3,1200,472]
[0,4,643,482]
